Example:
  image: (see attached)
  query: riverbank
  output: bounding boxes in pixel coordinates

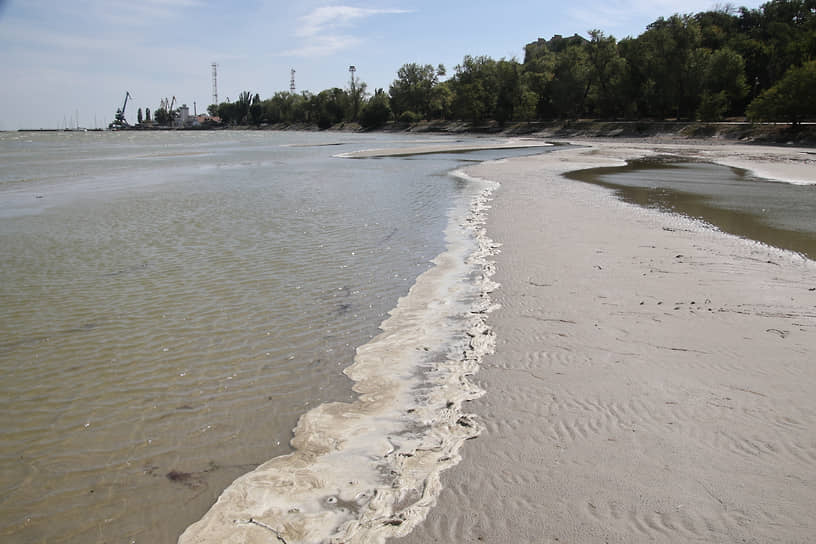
[394,120,816,147]
[399,141,816,543]
[38,120,814,147]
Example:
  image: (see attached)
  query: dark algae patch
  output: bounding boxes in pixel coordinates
[566,159,816,260]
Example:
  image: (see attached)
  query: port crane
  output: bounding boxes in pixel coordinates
[156,96,178,126]
[159,96,176,112]
[109,91,132,130]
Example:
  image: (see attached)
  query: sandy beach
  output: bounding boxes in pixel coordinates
[399,141,816,543]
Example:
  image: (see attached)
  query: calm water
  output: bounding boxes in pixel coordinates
[566,159,816,259]
[0,130,545,543]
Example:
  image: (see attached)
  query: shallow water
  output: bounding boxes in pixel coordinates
[566,159,816,259]
[0,130,546,543]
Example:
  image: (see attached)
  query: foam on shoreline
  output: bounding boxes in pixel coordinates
[178,165,500,543]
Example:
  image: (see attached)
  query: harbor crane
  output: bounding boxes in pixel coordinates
[109,91,132,129]
[159,96,177,112]
[157,96,178,126]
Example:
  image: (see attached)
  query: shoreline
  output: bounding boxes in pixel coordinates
[15,120,815,148]
[175,137,816,543]
[399,141,816,543]
[178,152,501,543]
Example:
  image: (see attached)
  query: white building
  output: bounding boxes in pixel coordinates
[177,104,190,127]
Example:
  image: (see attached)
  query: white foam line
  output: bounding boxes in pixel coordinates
[179,164,501,544]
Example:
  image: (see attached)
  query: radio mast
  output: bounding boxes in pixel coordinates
[290,68,296,93]
[211,62,219,106]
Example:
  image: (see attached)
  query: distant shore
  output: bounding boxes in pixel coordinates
[400,140,816,543]
[14,120,816,147]
[382,119,816,148]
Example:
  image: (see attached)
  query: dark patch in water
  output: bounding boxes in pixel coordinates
[166,470,196,484]
[380,227,398,244]
[103,262,149,277]
[0,322,101,354]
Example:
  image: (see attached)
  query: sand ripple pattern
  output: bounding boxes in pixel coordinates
[404,145,816,544]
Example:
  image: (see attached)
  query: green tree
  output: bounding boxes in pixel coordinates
[389,63,442,119]
[516,89,539,121]
[696,7,740,51]
[216,101,242,124]
[550,41,591,118]
[235,91,253,124]
[618,36,657,118]
[359,88,392,128]
[495,59,522,124]
[450,55,499,122]
[145,107,151,122]
[698,47,749,119]
[249,93,262,125]
[154,107,171,125]
[348,69,367,121]
[293,92,313,123]
[732,0,816,99]
[585,30,626,118]
[429,81,454,120]
[309,88,349,129]
[261,92,300,124]
[137,107,143,124]
[636,14,705,119]
[521,54,556,119]
[747,60,816,124]
[523,35,584,119]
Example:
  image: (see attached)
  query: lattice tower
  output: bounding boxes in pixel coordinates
[211,63,218,106]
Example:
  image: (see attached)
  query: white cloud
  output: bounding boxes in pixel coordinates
[297,6,409,37]
[284,5,409,57]
[281,35,363,57]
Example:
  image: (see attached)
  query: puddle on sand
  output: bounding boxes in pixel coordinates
[566,158,816,260]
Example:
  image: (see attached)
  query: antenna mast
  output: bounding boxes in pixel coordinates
[290,68,296,93]
[211,62,219,105]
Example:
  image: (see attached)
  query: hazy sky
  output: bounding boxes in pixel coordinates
[0,0,766,130]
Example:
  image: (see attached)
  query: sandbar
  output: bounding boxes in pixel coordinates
[339,139,552,158]
[399,141,816,543]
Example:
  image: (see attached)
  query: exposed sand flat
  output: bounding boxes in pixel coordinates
[339,139,552,158]
[399,142,816,543]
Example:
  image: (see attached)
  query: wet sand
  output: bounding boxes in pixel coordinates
[400,141,816,543]
[338,139,552,158]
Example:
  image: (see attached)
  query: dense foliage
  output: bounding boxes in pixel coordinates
[208,0,815,127]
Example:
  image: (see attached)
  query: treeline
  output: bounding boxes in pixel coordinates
[210,0,816,128]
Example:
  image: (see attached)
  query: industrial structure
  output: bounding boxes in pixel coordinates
[160,96,176,112]
[109,91,132,130]
[212,62,218,106]
[290,68,296,93]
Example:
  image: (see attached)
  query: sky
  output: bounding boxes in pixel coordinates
[0,0,767,130]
